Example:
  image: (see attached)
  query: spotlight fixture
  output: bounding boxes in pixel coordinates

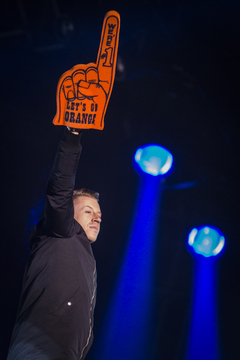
[188,226,225,257]
[134,144,173,176]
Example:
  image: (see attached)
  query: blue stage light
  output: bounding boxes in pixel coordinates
[134,144,173,176]
[91,177,162,360]
[188,226,225,257]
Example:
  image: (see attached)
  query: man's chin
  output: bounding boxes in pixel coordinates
[86,229,99,242]
[87,233,98,242]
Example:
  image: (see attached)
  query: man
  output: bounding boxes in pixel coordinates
[7,126,101,360]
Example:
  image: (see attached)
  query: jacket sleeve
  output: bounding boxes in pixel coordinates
[43,129,82,238]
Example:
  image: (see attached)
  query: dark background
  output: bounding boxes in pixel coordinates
[1,0,239,359]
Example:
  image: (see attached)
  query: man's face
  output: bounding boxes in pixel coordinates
[73,196,101,242]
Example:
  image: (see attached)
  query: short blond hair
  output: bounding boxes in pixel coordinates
[73,188,99,202]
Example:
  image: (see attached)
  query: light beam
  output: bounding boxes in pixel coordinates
[90,144,173,360]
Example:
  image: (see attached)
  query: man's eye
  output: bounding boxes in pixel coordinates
[85,211,91,213]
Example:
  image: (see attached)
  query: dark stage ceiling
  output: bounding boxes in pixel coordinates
[1,1,239,359]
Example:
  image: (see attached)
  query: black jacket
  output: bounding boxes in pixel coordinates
[7,130,97,360]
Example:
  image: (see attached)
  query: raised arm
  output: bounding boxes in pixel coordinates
[43,128,81,237]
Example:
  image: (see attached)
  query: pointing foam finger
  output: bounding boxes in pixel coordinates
[53,12,120,130]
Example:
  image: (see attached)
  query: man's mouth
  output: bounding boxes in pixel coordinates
[89,226,99,231]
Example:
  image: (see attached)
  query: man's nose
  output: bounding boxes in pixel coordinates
[92,214,101,223]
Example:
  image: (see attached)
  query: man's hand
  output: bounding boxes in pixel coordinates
[53,11,120,130]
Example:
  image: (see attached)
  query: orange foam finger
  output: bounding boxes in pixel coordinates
[53,11,120,130]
